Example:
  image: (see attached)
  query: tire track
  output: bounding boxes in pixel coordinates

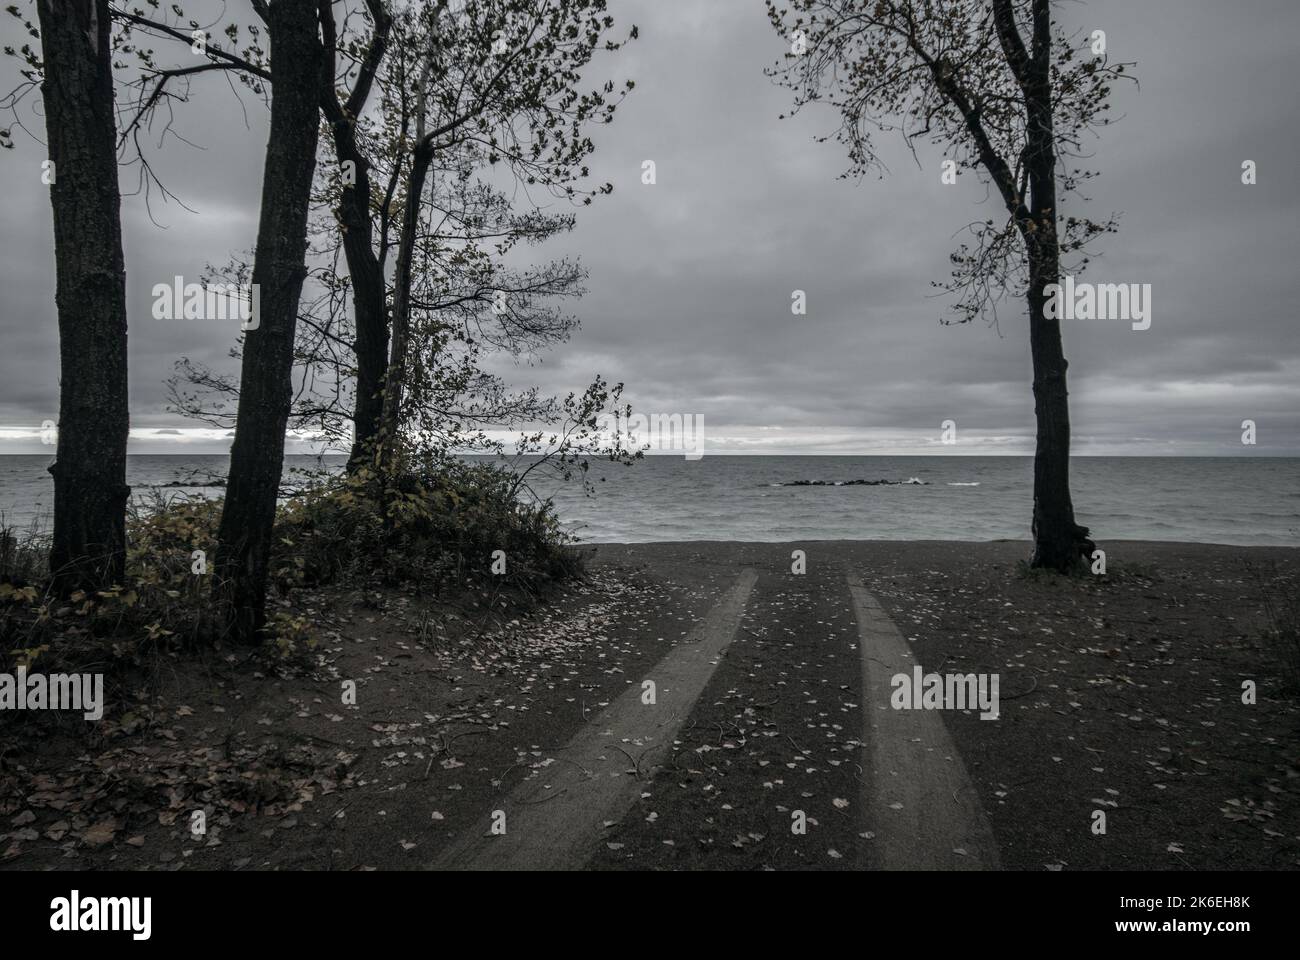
[429,567,758,870]
[848,573,1000,870]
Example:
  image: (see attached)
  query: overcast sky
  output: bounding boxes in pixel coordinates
[2,0,1298,455]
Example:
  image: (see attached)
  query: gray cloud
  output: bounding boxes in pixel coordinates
[2,0,1297,456]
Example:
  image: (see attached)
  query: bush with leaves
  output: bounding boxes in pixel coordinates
[1,456,582,681]
[272,456,581,596]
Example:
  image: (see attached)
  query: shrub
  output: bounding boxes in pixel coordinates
[1,460,581,675]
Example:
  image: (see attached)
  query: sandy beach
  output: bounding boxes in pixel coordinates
[2,539,1295,871]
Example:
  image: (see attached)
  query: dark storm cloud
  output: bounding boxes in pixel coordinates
[2,0,1297,455]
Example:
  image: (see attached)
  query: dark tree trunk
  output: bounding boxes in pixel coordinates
[348,250,389,471]
[328,124,388,472]
[214,0,323,641]
[377,138,434,469]
[1022,0,1092,572]
[318,1,392,473]
[37,0,130,593]
[1026,242,1091,571]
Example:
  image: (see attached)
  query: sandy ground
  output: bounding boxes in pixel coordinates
[1,539,1296,871]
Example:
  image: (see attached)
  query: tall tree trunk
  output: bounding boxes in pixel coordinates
[319,0,392,473]
[348,248,389,471]
[377,138,434,471]
[214,0,323,641]
[1023,2,1092,572]
[1026,241,1090,571]
[37,0,130,593]
[328,117,387,471]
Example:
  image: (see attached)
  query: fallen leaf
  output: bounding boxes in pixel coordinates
[80,820,118,847]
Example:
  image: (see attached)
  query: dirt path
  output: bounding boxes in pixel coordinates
[429,569,758,870]
[848,572,999,869]
[435,543,1002,870]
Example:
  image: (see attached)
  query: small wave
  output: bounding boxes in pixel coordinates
[770,478,929,487]
[947,482,981,487]
[145,480,226,489]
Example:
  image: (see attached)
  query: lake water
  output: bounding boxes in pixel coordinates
[0,454,1295,546]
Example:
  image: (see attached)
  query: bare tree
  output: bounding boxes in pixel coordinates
[35,0,131,592]
[213,0,325,641]
[318,0,393,469]
[4,0,280,594]
[331,0,634,472]
[166,196,592,462]
[768,0,1131,571]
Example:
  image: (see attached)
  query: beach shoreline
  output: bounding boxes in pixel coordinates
[2,538,1296,871]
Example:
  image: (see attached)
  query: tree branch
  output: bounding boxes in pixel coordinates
[110,7,273,82]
